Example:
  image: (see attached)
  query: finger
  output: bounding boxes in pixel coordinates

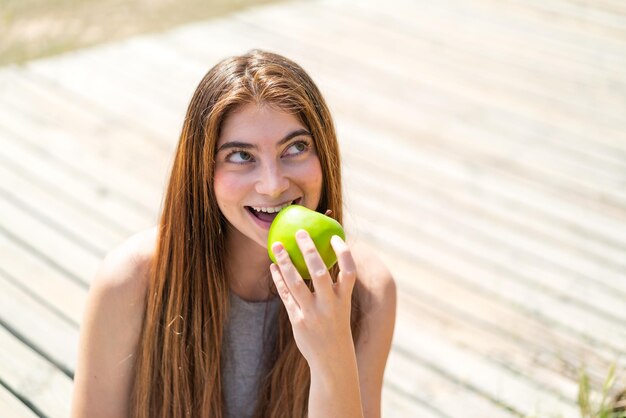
[295,229,334,299]
[330,235,357,296]
[269,263,301,320]
[324,209,332,217]
[271,242,313,306]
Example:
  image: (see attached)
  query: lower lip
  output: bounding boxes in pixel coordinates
[246,198,302,230]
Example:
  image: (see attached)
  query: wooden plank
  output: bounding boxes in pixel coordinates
[0,68,174,185]
[153,11,626,222]
[0,125,152,233]
[394,266,582,402]
[0,325,72,418]
[327,89,626,214]
[0,232,87,329]
[106,13,626,199]
[239,1,626,193]
[561,0,626,15]
[96,33,211,83]
[382,384,446,418]
[80,1,624,179]
[333,92,624,212]
[0,383,38,418]
[74,31,228,113]
[108,15,626,245]
[385,336,518,417]
[73,38,202,115]
[333,1,626,156]
[162,9,624,158]
[352,0,626,74]
[536,0,626,16]
[0,102,163,217]
[307,2,626,163]
[392,314,580,417]
[23,51,184,146]
[338,120,626,286]
[345,207,624,389]
[71,21,251,118]
[359,0,626,72]
[346,187,626,355]
[473,0,626,41]
[0,269,79,375]
[330,96,626,217]
[342,142,626,272]
[233,3,626,210]
[346,158,626,322]
[239,1,626,139]
[386,250,615,390]
[0,183,102,287]
[0,157,127,256]
[312,0,626,124]
[345,201,626,361]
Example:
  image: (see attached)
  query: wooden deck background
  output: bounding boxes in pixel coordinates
[1,0,625,416]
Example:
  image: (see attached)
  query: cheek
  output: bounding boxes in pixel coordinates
[300,157,323,194]
[313,165,324,191]
[214,169,248,205]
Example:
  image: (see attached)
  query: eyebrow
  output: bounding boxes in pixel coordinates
[216,129,312,153]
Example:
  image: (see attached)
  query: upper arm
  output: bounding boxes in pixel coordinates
[352,243,397,418]
[71,244,149,418]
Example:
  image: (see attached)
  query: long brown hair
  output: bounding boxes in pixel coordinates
[130,50,361,418]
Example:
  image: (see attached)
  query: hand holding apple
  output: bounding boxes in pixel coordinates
[267,205,345,279]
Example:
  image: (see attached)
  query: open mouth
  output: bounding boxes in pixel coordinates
[245,197,302,223]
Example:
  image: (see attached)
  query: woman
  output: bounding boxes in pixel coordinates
[71,49,396,418]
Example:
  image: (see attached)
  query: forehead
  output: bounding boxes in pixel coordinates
[217,102,306,146]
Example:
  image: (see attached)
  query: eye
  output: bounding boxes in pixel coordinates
[225,150,253,164]
[285,140,310,156]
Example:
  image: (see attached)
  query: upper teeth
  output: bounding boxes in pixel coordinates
[251,200,295,213]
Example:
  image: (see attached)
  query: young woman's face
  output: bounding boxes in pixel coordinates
[214,102,323,249]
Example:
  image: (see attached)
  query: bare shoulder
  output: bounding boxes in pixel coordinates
[347,236,397,346]
[348,237,397,311]
[347,237,397,417]
[71,226,158,418]
[94,225,158,295]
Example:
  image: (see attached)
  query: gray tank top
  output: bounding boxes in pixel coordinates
[222,291,280,418]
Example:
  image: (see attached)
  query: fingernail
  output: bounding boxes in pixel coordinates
[296,229,308,240]
[273,242,284,254]
[331,235,342,245]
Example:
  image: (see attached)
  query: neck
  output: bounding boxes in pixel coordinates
[224,227,274,302]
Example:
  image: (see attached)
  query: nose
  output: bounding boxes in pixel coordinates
[255,161,290,198]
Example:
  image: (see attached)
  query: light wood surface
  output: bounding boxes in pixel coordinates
[1,0,624,416]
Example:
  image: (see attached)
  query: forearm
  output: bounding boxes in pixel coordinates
[307,343,364,418]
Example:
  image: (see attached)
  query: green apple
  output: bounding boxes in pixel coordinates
[267,205,346,280]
